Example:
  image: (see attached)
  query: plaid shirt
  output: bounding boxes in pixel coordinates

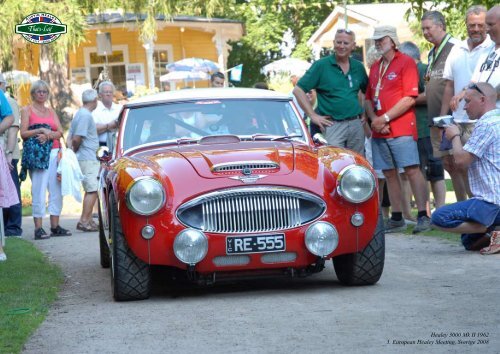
[463,109,500,205]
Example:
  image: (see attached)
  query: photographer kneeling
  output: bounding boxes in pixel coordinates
[431,82,500,255]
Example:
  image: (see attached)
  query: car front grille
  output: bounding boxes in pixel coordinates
[177,187,325,234]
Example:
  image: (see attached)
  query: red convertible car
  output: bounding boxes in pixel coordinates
[97,88,384,301]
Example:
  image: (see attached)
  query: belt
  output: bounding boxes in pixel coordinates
[332,115,360,122]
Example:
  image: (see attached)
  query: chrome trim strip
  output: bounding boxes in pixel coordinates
[212,160,279,172]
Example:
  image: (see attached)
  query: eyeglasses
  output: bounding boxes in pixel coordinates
[35,90,49,95]
[337,28,353,34]
[468,83,485,96]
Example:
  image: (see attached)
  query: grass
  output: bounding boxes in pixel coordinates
[0,238,64,354]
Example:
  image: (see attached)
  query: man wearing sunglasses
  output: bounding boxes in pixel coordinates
[439,6,493,202]
[432,82,500,255]
[293,27,368,156]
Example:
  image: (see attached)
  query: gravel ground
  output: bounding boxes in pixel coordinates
[18,215,500,354]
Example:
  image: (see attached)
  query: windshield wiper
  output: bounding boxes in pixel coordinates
[175,137,200,145]
[271,134,303,141]
[246,134,303,141]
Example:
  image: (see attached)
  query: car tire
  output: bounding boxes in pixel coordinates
[98,202,110,268]
[333,212,385,285]
[109,193,151,301]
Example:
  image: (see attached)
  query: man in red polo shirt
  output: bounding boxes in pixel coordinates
[365,25,431,233]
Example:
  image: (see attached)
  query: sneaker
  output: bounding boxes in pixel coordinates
[385,218,407,233]
[0,252,6,262]
[480,231,500,255]
[413,215,431,234]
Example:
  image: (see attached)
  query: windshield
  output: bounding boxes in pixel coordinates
[122,99,306,151]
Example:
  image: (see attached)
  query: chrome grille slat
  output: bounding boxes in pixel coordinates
[178,188,326,234]
[212,161,279,173]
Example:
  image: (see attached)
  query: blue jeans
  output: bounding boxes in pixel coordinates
[431,198,500,250]
[3,159,23,236]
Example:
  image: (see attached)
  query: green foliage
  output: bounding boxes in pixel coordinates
[0,238,63,354]
[405,0,497,55]
[227,0,334,87]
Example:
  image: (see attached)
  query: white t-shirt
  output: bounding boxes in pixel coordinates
[471,46,500,108]
[443,36,493,122]
[92,101,122,143]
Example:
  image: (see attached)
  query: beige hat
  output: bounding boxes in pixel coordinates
[371,25,400,47]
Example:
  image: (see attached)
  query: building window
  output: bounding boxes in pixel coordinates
[154,49,169,89]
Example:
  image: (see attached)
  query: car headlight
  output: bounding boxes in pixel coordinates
[174,229,208,265]
[305,222,338,257]
[337,165,375,203]
[126,177,165,215]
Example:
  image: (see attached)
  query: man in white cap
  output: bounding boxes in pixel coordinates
[365,25,430,233]
[0,73,23,238]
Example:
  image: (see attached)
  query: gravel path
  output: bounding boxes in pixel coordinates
[19,215,500,354]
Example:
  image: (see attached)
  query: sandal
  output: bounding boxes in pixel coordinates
[34,228,50,240]
[50,225,72,237]
[76,221,98,232]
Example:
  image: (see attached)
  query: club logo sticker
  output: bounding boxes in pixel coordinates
[15,13,67,44]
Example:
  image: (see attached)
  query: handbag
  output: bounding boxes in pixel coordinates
[19,123,53,182]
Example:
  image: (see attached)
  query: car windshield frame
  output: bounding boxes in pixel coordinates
[120,98,309,154]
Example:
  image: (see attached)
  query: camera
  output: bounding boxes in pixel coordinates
[433,115,455,128]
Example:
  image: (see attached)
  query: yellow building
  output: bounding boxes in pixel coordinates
[14,12,244,101]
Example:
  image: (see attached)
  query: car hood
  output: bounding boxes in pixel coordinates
[141,141,297,179]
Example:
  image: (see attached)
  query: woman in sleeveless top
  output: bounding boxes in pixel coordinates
[20,80,71,239]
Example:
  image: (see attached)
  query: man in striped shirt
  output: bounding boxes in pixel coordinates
[431,82,500,254]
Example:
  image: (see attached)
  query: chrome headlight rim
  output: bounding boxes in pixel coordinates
[173,229,209,265]
[337,165,376,204]
[125,176,166,216]
[305,221,339,257]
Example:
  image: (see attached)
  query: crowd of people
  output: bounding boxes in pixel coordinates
[293,5,500,255]
[0,6,498,262]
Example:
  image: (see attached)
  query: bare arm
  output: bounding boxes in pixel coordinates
[72,135,83,152]
[444,125,475,168]
[0,115,13,135]
[440,80,455,116]
[292,86,332,130]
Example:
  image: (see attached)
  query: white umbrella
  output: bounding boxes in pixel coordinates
[1,70,39,85]
[166,58,219,74]
[160,71,210,88]
[262,58,312,76]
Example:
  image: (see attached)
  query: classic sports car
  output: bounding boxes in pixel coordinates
[97,88,384,301]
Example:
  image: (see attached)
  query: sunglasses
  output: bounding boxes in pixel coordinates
[337,28,353,34]
[468,83,485,96]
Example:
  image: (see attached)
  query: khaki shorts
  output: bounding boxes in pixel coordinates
[430,123,475,158]
[79,160,100,192]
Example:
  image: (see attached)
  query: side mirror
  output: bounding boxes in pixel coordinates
[96,146,111,162]
[312,133,328,145]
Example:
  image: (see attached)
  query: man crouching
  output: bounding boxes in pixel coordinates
[431,82,500,254]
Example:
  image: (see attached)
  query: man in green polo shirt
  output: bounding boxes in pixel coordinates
[293,28,368,155]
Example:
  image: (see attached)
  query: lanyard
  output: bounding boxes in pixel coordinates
[425,33,451,80]
[374,58,392,101]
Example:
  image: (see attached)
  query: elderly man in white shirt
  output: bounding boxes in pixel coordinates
[92,81,122,147]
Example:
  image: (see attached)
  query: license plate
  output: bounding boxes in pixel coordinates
[226,234,285,255]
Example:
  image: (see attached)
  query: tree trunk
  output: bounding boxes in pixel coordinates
[39,45,78,129]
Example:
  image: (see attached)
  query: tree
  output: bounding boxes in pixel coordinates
[0,0,225,125]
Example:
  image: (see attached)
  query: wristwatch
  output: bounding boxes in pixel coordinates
[383,113,390,123]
